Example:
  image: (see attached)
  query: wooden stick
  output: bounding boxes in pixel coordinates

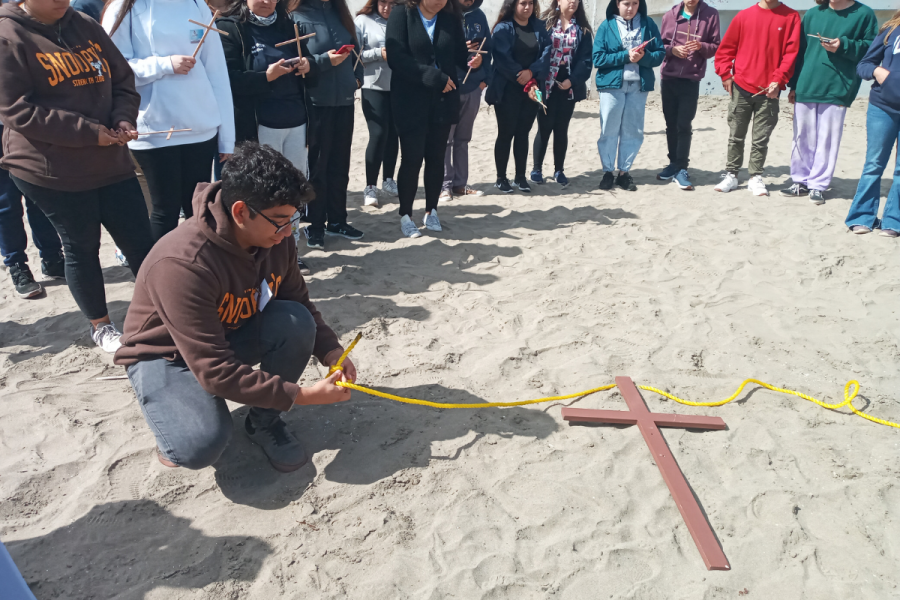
[191,10,222,59]
[274,31,316,47]
[675,31,702,38]
[95,375,129,381]
[137,128,192,137]
[462,37,487,85]
[188,19,229,35]
[353,48,364,70]
[295,24,306,79]
[807,33,835,43]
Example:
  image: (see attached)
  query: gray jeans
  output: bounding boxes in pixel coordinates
[126,300,317,469]
[443,88,483,190]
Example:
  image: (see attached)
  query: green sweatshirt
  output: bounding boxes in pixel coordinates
[789,2,878,107]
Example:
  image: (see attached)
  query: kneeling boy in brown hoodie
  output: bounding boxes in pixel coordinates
[115,142,355,472]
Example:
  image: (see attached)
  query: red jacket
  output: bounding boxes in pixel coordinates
[714,3,801,93]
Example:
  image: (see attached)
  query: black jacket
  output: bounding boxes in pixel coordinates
[385,5,470,133]
[485,16,552,105]
[216,13,317,143]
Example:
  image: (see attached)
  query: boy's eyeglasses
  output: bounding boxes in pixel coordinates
[248,206,302,234]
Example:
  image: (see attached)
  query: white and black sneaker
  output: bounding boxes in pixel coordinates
[245,412,309,473]
[808,190,825,205]
[91,322,123,354]
[780,183,809,197]
[514,176,531,192]
[495,178,514,193]
[8,263,42,299]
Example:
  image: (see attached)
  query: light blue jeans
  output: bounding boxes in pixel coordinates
[597,79,648,173]
[845,102,900,232]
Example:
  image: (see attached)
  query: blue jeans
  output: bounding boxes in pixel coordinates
[0,124,62,266]
[597,80,648,173]
[846,103,900,232]
[126,300,317,470]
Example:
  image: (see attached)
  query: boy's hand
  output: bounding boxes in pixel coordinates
[295,370,351,405]
[323,348,357,383]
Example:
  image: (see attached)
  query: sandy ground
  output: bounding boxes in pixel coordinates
[1,94,899,599]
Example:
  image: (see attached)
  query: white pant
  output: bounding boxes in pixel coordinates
[258,124,309,178]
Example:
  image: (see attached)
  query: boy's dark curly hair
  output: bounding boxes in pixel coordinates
[221,142,315,215]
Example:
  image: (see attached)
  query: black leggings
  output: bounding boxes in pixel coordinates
[11,175,153,321]
[533,89,576,173]
[494,81,538,180]
[397,122,452,217]
[361,89,399,186]
[131,136,218,241]
[307,104,354,232]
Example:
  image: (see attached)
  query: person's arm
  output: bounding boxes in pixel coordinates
[771,13,801,87]
[593,23,629,70]
[102,3,176,86]
[217,20,272,97]
[97,20,141,129]
[143,259,302,411]
[857,30,888,80]
[357,16,384,62]
[490,23,524,81]
[386,7,447,89]
[0,36,101,147]
[714,11,740,81]
[661,11,675,59]
[197,8,236,155]
[482,26,494,81]
[638,21,665,68]
[527,24,552,81]
[569,29,594,84]
[835,11,879,64]
[700,10,720,59]
[787,14,807,90]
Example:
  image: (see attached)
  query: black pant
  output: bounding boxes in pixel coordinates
[661,78,700,170]
[361,89,399,186]
[11,176,153,321]
[494,82,539,180]
[131,136,218,242]
[532,89,576,173]
[397,122,452,217]
[307,104,354,233]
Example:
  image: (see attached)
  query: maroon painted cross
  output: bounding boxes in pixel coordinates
[562,376,731,571]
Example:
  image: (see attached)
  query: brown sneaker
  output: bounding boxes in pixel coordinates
[452,186,484,197]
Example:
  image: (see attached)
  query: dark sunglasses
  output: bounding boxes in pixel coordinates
[248,206,302,234]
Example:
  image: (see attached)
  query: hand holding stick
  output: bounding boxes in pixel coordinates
[462,37,487,85]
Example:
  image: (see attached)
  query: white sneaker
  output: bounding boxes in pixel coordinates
[382,178,399,197]
[748,174,768,196]
[400,214,422,238]
[91,322,123,353]
[363,185,379,207]
[423,209,442,231]
[714,172,739,193]
[114,247,129,268]
[439,189,452,204]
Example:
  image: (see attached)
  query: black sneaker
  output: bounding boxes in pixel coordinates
[305,227,325,250]
[325,222,364,240]
[598,171,615,190]
[245,412,309,473]
[41,251,65,280]
[9,263,42,299]
[297,257,311,276]
[514,176,531,193]
[495,178,513,193]
[616,171,637,191]
[780,183,809,197]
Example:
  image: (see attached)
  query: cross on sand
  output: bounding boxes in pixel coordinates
[562,376,731,571]
[189,11,229,59]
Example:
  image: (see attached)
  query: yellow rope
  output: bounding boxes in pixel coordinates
[329,337,899,429]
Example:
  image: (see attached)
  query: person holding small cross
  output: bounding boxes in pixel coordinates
[115,142,356,473]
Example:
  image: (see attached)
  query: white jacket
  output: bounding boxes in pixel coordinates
[103,0,235,152]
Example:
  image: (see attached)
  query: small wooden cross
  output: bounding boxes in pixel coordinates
[275,26,316,78]
[189,11,229,60]
[562,376,731,571]
[462,37,487,84]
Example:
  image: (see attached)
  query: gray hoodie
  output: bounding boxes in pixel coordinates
[355,12,391,91]
[615,13,642,81]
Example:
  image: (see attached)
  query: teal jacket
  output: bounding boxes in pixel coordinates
[592,0,664,92]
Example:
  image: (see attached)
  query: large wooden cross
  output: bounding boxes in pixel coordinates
[189,11,229,59]
[562,376,731,571]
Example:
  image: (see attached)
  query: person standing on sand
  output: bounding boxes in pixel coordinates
[440,0,492,201]
[783,0,877,204]
[844,11,900,238]
[115,143,357,472]
[713,0,801,197]
[529,0,593,189]
[657,0,720,191]
[0,0,154,352]
[593,0,665,193]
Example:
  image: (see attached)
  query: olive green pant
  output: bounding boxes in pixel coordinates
[725,88,779,176]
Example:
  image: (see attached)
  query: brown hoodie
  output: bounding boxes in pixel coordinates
[114,183,343,412]
[0,6,140,191]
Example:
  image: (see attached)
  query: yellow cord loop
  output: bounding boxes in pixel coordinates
[329,336,898,429]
